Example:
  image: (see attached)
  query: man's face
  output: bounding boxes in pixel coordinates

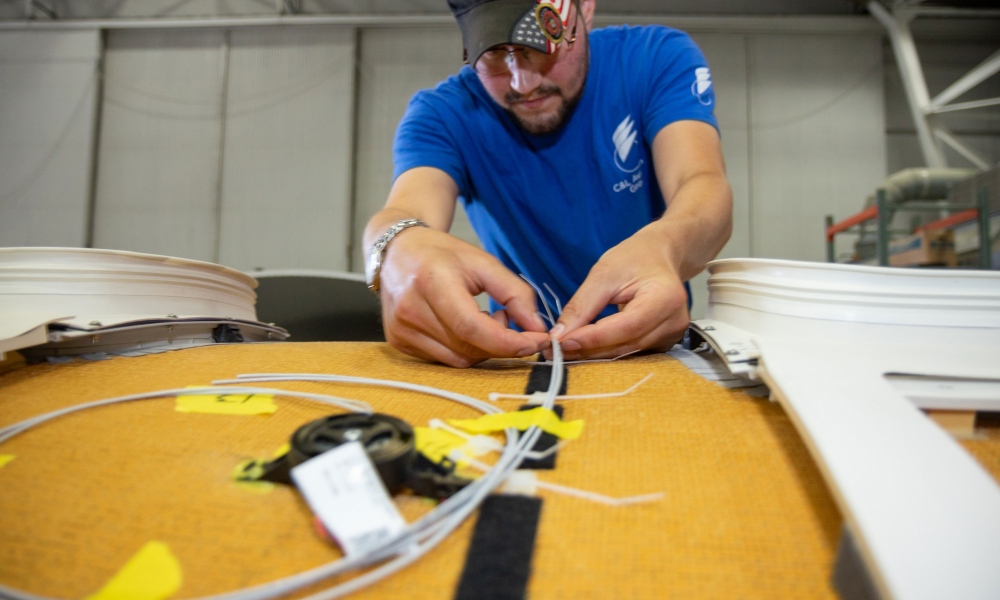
[474,4,590,136]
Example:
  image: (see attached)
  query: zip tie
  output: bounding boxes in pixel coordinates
[519,274,556,332]
[533,480,665,507]
[429,418,568,460]
[488,374,654,403]
[542,349,642,365]
[541,282,563,316]
[453,451,665,507]
[429,418,503,455]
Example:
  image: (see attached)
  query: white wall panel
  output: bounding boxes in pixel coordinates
[0,30,99,247]
[217,25,355,272]
[749,33,886,262]
[92,29,226,261]
[49,0,282,18]
[686,32,750,319]
[351,26,466,272]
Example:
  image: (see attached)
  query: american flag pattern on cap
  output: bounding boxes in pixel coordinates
[513,0,571,54]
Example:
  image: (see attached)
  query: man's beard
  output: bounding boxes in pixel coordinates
[503,64,587,136]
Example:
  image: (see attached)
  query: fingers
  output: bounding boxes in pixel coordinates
[475,260,548,333]
[488,309,509,328]
[388,285,544,367]
[380,243,550,366]
[550,273,614,341]
[553,281,688,361]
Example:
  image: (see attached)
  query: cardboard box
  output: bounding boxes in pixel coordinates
[889,230,957,267]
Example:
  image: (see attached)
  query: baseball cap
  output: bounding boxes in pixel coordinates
[448,0,573,66]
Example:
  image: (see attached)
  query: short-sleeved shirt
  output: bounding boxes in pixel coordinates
[393,25,718,316]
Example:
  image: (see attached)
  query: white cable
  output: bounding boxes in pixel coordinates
[488,373,654,403]
[0,387,372,445]
[0,343,564,600]
[487,349,641,368]
[0,295,566,600]
[520,274,557,329]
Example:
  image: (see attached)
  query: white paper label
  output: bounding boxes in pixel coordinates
[290,441,407,556]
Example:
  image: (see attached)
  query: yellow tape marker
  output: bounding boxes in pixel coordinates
[175,389,276,416]
[0,455,15,469]
[414,427,468,465]
[229,442,292,493]
[272,442,291,458]
[85,541,182,600]
[448,407,583,440]
[231,460,276,494]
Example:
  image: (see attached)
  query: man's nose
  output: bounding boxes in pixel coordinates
[509,60,542,96]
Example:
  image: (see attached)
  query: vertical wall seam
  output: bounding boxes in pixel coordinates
[84,28,106,249]
[213,29,232,264]
[345,26,363,272]
[744,33,756,258]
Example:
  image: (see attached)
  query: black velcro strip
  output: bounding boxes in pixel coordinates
[517,404,563,469]
[525,363,567,395]
[454,495,543,600]
[518,363,568,469]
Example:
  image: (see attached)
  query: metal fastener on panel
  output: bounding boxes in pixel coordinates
[703,326,716,331]
[167,314,178,318]
[89,321,102,327]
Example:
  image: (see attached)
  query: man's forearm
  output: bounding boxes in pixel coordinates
[648,171,733,282]
[364,167,461,250]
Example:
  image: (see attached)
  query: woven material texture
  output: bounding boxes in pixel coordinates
[0,342,996,599]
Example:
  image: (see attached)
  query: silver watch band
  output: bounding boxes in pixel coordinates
[365,219,429,294]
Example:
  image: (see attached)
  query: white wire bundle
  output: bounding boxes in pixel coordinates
[0,344,565,600]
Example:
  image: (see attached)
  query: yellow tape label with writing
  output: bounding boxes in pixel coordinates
[175,389,276,416]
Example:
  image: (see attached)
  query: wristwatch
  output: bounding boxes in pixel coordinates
[365,219,429,295]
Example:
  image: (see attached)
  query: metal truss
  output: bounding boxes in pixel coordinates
[868,1,1000,169]
[24,0,56,20]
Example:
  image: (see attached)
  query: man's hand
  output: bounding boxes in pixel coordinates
[548,120,732,360]
[378,225,550,368]
[548,225,689,361]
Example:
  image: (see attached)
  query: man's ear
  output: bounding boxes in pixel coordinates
[579,0,596,30]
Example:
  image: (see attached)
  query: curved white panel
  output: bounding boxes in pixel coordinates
[0,247,259,324]
[700,258,1000,600]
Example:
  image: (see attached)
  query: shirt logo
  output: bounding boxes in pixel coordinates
[612,115,640,172]
[611,114,645,193]
[692,67,713,106]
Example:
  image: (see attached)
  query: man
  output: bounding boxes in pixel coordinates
[364,0,732,368]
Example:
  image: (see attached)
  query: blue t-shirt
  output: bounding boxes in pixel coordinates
[393,25,718,316]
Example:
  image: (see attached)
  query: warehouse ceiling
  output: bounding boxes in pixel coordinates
[0,0,996,42]
[0,0,870,19]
